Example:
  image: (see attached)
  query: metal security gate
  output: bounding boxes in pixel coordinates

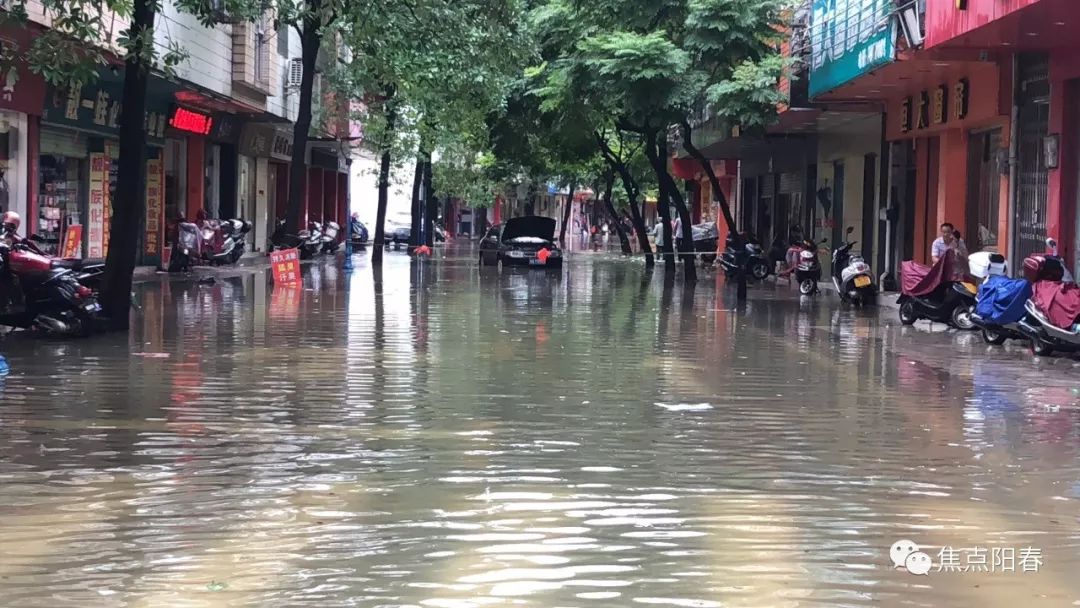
[1014,54,1051,264]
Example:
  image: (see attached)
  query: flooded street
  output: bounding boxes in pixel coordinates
[1,246,1079,607]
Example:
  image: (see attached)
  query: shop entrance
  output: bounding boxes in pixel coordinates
[965,128,1003,254]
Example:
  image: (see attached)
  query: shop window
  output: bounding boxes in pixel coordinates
[38,155,82,256]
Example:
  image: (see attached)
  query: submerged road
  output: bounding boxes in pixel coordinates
[0,245,1078,607]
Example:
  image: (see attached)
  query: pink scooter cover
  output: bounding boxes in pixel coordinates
[1031,280,1080,329]
[901,250,959,297]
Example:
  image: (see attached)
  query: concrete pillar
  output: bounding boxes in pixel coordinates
[186,136,205,219]
[254,156,269,252]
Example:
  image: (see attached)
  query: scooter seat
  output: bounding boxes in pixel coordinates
[52,258,105,270]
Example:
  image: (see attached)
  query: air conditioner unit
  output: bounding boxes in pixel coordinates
[288,57,303,88]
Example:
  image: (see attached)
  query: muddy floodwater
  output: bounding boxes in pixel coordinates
[1,246,1079,607]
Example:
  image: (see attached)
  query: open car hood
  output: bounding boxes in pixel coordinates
[503,216,556,243]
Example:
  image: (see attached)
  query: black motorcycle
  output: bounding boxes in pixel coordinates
[720,234,770,281]
[898,251,977,329]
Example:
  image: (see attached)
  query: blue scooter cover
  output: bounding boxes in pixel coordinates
[975,275,1032,325]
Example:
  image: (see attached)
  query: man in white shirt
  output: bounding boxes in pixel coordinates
[931,222,968,264]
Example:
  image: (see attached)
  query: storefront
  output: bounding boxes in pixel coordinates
[239,122,292,251]
[308,142,348,233]
[0,25,46,226]
[882,63,1008,265]
[38,69,170,259]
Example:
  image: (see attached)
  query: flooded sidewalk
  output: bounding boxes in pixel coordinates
[0,247,1078,607]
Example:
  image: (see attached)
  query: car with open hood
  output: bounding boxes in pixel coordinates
[478,216,562,268]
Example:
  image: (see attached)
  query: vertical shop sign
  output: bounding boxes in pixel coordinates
[88,153,107,258]
[145,158,164,256]
[61,224,83,259]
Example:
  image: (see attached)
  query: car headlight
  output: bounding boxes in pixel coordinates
[508,250,526,258]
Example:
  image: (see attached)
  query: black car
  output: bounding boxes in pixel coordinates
[386,223,410,247]
[478,216,563,268]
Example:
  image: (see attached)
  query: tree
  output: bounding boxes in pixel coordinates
[525,0,788,284]
[341,0,526,264]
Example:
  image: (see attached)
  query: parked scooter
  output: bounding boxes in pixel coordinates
[898,249,978,329]
[0,214,103,336]
[795,238,827,295]
[966,251,1028,345]
[831,226,876,304]
[319,221,341,254]
[169,217,251,271]
[297,221,324,259]
[720,234,770,281]
[1,214,106,289]
[1017,238,1080,356]
[350,215,369,248]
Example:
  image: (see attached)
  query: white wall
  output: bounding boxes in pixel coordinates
[155,7,233,97]
[267,25,301,121]
[815,113,883,265]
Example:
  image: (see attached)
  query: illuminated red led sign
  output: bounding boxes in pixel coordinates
[169,107,213,135]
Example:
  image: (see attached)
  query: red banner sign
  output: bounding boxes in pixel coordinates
[61,224,82,259]
[269,248,301,285]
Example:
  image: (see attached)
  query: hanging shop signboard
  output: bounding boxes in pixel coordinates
[42,69,171,143]
[168,106,213,135]
[0,26,47,115]
[809,0,896,98]
[899,79,970,134]
[240,124,293,162]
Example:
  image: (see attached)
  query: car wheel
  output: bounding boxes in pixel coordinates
[982,327,1007,345]
[1030,337,1053,357]
[952,304,976,330]
[899,301,918,325]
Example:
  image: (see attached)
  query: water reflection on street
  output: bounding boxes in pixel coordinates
[1,246,1079,607]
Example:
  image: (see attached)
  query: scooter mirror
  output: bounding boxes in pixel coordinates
[1046,237,1058,249]
[846,226,854,234]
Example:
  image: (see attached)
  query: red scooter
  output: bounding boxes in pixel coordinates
[0,212,104,336]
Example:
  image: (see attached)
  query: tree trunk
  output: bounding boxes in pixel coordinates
[680,120,735,234]
[602,169,631,255]
[596,132,653,266]
[680,120,745,298]
[475,207,487,237]
[645,132,696,281]
[284,3,324,235]
[644,131,675,270]
[559,180,576,247]
[100,0,155,329]
[423,162,436,248]
[408,153,423,251]
[371,98,397,266]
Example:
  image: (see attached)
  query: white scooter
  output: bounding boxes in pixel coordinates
[831,227,876,304]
